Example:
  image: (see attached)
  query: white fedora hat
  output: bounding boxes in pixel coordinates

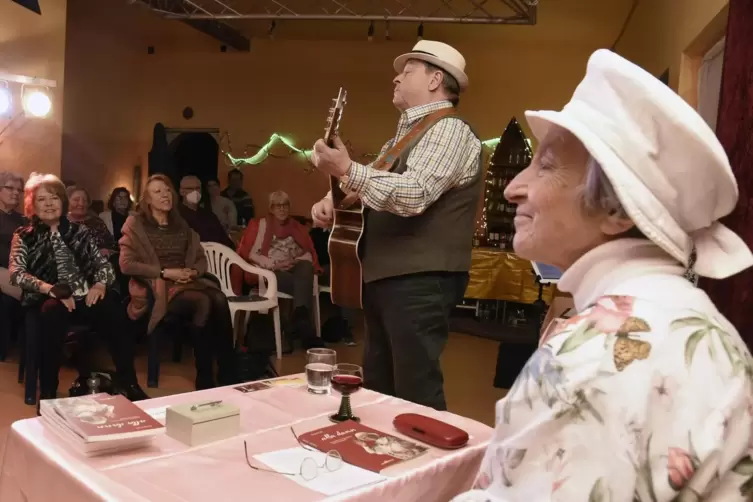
[525,49,752,279]
[394,40,469,91]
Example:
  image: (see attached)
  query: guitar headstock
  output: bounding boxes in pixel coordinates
[324,87,347,147]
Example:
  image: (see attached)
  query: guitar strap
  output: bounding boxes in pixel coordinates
[338,107,458,209]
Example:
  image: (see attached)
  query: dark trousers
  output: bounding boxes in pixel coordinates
[29,293,137,393]
[167,287,235,386]
[276,260,315,311]
[362,272,468,411]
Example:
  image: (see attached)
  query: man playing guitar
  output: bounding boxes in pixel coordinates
[310,40,482,411]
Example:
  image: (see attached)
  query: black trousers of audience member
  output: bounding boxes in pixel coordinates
[32,293,137,394]
[275,260,315,312]
[362,272,468,411]
[167,287,235,388]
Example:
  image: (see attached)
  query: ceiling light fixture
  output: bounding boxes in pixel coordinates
[23,88,52,118]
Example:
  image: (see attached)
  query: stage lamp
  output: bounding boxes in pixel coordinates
[23,89,52,118]
[0,85,10,117]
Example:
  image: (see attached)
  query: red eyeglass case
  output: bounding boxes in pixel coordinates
[393,413,469,450]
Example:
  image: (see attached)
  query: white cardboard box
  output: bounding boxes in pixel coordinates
[166,401,240,447]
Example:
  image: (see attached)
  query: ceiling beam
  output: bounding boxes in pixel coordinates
[135,0,250,51]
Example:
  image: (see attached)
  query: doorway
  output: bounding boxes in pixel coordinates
[169,131,219,187]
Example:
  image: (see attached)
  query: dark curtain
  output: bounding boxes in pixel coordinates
[701,0,753,350]
[148,123,178,188]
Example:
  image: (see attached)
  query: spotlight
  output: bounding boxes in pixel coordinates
[268,20,276,39]
[385,21,391,41]
[417,23,424,40]
[23,89,52,118]
[0,86,10,117]
[368,21,374,42]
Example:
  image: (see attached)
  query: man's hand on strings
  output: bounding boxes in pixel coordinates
[312,136,352,178]
[311,198,334,228]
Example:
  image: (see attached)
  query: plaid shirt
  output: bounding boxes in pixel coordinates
[341,101,482,217]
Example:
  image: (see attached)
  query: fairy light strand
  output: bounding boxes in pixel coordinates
[220,131,502,169]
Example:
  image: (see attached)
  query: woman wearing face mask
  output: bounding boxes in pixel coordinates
[99,187,133,244]
[9,173,146,402]
[67,186,117,258]
[177,175,234,248]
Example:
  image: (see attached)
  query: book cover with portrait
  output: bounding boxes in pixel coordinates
[47,393,163,442]
[298,421,428,472]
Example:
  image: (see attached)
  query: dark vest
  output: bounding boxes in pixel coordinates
[362,117,482,283]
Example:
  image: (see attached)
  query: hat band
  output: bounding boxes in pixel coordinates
[411,50,437,58]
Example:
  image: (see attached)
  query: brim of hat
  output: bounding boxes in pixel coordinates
[394,53,469,91]
[524,109,690,267]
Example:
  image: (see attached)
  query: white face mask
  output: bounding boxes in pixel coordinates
[185,190,201,205]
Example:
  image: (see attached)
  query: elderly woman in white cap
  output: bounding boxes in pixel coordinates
[453,50,753,502]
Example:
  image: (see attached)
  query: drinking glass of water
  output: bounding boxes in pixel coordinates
[306,348,336,395]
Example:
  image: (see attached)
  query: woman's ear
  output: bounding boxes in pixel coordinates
[600,212,635,236]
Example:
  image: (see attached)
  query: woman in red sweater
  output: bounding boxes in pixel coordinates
[232,191,321,345]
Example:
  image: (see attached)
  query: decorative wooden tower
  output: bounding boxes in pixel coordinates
[475,117,533,249]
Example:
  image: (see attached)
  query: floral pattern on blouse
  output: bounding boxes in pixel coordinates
[454,295,753,502]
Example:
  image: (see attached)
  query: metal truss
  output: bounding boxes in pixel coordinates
[140,0,538,25]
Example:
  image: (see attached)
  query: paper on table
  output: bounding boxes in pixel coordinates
[254,447,386,496]
[145,406,168,423]
[265,376,306,387]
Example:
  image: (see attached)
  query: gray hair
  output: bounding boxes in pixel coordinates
[580,156,629,219]
[420,61,460,106]
[0,171,23,188]
[268,190,290,206]
[581,157,646,238]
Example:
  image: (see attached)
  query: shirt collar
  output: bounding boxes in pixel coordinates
[399,100,453,126]
[558,238,686,312]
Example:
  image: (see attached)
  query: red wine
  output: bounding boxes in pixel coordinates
[331,374,363,395]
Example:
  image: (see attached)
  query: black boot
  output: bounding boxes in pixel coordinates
[192,326,216,390]
[293,307,323,349]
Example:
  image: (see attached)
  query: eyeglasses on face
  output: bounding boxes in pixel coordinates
[270,203,290,210]
[243,427,343,481]
[2,186,22,194]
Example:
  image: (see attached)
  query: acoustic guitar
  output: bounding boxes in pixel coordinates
[324,88,364,309]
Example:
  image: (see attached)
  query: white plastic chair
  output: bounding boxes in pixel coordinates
[201,242,285,359]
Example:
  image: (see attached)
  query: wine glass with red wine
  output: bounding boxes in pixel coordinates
[329,363,364,423]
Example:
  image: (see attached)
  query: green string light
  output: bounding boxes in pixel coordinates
[223,133,502,167]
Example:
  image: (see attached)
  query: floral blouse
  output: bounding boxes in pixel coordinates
[454,239,753,502]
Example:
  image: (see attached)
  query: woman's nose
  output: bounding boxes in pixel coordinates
[503,170,528,204]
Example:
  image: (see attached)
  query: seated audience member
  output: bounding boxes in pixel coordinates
[120,174,235,389]
[67,186,117,257]
[99,187,133,243]
[178,175,234,248]
[233,191,321,343]
[9,173,147,401]
[207,178,237,231]
[0,171,26,301]
[222,168,254,225]
[452,50,753,501]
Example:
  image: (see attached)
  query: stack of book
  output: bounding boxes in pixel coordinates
[40,393,164,456]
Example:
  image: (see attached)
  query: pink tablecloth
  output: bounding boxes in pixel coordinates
[0,376,493,501]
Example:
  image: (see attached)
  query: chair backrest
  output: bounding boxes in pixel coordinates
[201,241,275,298]
[201,242,237,297]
